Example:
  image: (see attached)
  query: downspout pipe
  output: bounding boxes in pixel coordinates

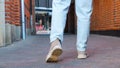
[21,0,26,40]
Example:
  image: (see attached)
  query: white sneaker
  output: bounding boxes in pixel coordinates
[46,39,62,62]
[77,51,88,59]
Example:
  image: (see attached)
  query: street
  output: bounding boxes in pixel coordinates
[0,34,120,68]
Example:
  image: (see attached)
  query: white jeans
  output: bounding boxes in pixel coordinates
[50,0,93,51]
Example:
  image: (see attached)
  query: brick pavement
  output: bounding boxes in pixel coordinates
[0,34,120,68]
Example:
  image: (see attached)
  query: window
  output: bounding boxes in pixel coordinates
[35,0,52,8]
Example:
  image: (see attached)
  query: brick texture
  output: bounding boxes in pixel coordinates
[66,0,120,33]
[91,0,120,31]
[5,0,33,28]
[5,0,21,26]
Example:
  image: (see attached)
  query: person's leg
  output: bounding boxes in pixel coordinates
[75,0,93,58]
[46,0,71,62]
[50,0,71,43]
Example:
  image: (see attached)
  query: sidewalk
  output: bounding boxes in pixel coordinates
[0,34,120,68]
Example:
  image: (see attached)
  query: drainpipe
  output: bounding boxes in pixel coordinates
[21,0,26,40]
[30,0,33,34]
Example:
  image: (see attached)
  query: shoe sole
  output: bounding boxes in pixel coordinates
[46,48,62,62]
[77,56,87,59]
[77,54,88,59]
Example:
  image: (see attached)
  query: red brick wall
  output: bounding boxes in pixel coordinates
[91,0,120,31]
[5,0,21,26]
[5,0,33,28]
[67,0,120,32]
[24,0,31,28]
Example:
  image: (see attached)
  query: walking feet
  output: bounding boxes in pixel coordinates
[46,39,88,63]
[46,39,63,62]
[77,51,88,59]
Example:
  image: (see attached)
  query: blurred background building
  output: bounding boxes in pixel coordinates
[0,0,35,47]
[66,0,120,36]
[0,0,120,47]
